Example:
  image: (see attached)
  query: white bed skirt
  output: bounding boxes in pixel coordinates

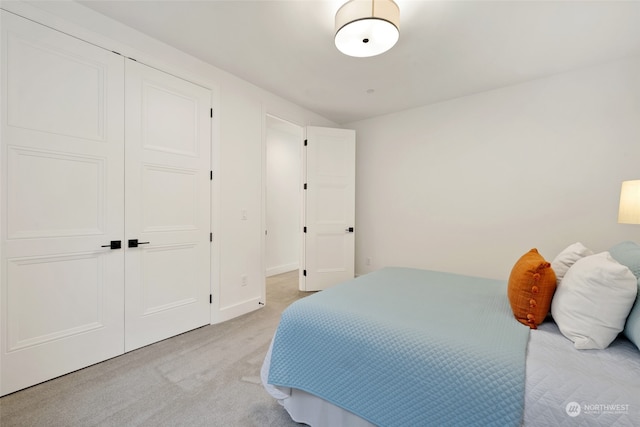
[281,388,376,427]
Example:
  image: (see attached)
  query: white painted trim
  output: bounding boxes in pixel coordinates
[215,297,264,325]
[267,264,299,277]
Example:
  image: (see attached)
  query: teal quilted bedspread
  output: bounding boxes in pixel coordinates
[268,267,530,427]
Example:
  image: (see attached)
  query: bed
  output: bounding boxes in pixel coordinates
[261,243,640,427]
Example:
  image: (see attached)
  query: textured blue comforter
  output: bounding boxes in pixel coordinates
[268,267,530,427]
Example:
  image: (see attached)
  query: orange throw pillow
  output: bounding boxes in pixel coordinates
[508,249,557,329]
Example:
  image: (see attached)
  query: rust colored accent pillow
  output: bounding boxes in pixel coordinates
[508,249,557,329]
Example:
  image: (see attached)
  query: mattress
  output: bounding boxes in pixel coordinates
[523,321,640,426]
[263,320,640,426]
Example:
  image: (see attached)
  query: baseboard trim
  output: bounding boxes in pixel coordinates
[212,296,263,324]
[266,263,298,277]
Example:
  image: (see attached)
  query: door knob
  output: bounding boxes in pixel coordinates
[128,239,150,248]
[345,227,354,233]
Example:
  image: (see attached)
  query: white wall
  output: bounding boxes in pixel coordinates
[2,1,336,323]
[348,57,640,280]
[265,117,302,276]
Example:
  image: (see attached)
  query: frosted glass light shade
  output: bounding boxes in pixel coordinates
[335,0,400,58]
[618,180,640,224]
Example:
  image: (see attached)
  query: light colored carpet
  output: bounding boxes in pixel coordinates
[0,270,309,427]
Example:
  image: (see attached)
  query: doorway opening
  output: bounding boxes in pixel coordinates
[265,115,303,288]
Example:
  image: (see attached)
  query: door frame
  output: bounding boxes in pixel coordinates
[263,114,305,297]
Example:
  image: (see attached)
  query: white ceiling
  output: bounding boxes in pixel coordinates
[76,0,640,124]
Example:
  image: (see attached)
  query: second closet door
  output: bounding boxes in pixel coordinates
[124,60,211,352]
[0,11,125,395]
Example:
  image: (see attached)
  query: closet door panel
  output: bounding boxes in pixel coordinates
[0,11,125,396]
[7,148,105,239]
[124,60,211,352]
[5,24,106,141]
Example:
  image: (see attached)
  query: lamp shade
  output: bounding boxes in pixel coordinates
[618,180,640,224]
[335,0,400,57]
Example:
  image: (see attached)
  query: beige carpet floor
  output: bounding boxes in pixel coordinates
[0,270,309,427]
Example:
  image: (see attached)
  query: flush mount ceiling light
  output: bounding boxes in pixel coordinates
[335,0,400,58]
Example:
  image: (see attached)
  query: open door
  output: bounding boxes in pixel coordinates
[301,126,356,291]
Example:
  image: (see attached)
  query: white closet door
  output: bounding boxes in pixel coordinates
[0,12,125,395]
[124,60,211,351]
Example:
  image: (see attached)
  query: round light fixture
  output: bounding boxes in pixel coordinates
[335,0,400,58]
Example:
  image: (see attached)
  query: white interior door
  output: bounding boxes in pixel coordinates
[1,11,125,395]
[124,60,211,351]
[302,126,356,291]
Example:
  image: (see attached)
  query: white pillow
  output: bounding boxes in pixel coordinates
[551,242,593,283]
[551,251,638,350]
